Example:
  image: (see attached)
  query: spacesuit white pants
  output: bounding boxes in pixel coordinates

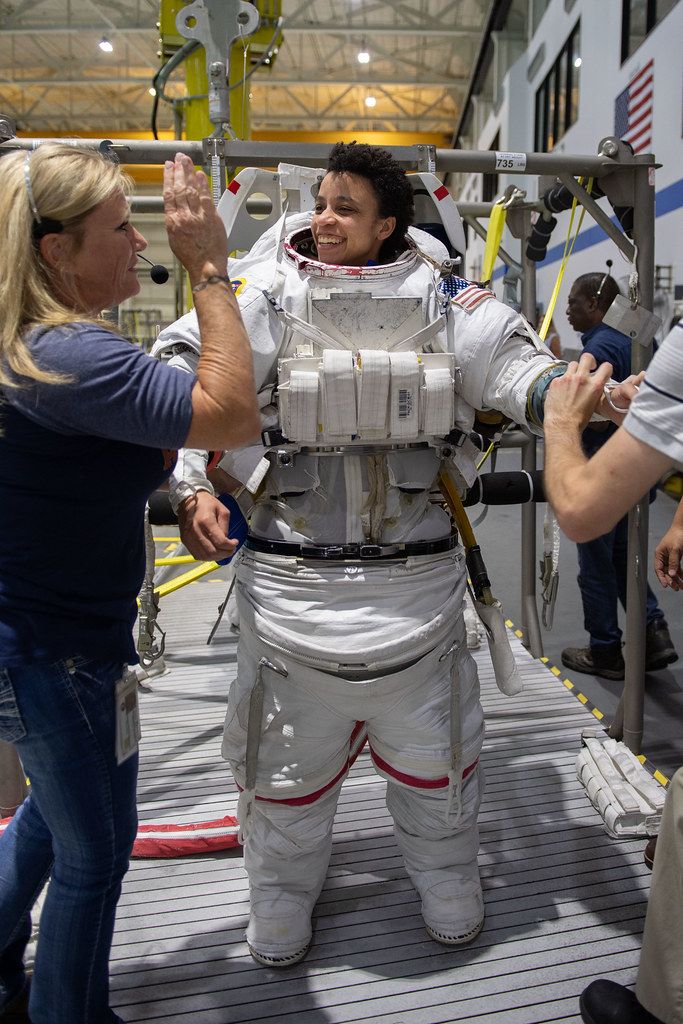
[222,547,486,960]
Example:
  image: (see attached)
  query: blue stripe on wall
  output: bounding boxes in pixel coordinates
[492,176,683,280]
[656,177,683,216]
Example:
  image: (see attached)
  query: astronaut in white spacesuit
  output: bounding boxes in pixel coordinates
[153,143,619,967]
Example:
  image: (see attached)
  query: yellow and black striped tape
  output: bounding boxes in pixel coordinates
[505,618,670,788]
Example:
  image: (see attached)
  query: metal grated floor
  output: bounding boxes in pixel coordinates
[110,570,654,1024]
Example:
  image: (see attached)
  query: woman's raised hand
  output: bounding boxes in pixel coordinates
[163,152,228,282]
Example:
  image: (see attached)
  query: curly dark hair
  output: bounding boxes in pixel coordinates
[326,141,415,259]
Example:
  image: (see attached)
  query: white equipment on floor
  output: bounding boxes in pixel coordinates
[576,728,667,838]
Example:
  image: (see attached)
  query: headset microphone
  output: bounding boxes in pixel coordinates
[138,254,170,284]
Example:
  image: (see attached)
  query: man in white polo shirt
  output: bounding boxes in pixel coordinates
[543,329,683,1024]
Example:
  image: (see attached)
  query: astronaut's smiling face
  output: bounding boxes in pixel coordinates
[311,171,395,267]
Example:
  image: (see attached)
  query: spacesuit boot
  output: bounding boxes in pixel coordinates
[242,783,341,966]
[387,768,484,945]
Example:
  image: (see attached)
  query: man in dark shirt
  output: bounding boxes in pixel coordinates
[559,272,677,680]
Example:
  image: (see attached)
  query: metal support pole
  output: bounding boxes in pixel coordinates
[0,741,28,818]
[557,171,635,262]
[174,0,260,133]
[519,209,543,658]
[0,139,649,182]
[611,163,656,754]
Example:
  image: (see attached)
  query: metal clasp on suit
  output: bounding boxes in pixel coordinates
[359,544,384,558]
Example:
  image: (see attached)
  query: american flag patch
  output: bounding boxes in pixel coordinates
[438,276,493,312]
[614,59,653,155]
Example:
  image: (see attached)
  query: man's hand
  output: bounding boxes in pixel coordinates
[597,370,646,425]
[176,490,238,562]
[545,353,614,430]
[655,507,683,591]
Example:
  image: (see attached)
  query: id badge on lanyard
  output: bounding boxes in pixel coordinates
[115,667,141,765]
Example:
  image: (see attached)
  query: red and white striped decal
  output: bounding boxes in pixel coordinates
[452,283,493,312]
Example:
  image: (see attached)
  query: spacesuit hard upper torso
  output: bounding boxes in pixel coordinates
[155,211,555,554]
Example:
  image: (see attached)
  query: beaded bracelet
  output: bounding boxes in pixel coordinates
[191,274,231,293]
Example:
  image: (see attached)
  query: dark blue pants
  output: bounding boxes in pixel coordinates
[0,655,137,1024]
[577,513,663,649]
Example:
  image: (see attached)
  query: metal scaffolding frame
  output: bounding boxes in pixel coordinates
[0,133,656,815]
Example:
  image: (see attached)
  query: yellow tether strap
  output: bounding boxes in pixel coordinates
[481,200,507,284]
[539,178,593,341]
[439,472,475,551]
[438,472,493,606]
[154,560,220,597]
[135,559,220,606]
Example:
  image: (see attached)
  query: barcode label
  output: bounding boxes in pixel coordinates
[398,389,413,419]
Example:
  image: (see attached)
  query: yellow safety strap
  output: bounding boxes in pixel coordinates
[481,200,507,284]
[154,560,220,598]
[538,178,593,341]
[438,472,493,606]
[154,555,197,567]
[439,472,475,550]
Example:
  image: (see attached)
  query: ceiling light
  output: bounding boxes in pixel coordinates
[358,49,370,64]
[365,95,376,107]
[99,37,113,53]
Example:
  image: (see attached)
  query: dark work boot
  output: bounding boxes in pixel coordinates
[561,643,625,680]
[580,979,664,1023]
[645,619,678,671]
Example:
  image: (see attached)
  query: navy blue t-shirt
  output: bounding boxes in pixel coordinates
[0,324,196,666]
[581,321,632,456]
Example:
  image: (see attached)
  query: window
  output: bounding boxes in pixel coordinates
[621,0,680,62]
[531,0,552,34]
[482,132,500,203]
[534,22,581,153]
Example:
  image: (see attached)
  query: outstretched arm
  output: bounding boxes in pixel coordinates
[543,354,671,542]
[163,153,261,451]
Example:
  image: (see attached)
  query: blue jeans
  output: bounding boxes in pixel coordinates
[0,656,138,1024]
[577,513,663,649]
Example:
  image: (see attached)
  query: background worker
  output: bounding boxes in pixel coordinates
[0,144,259,1024]
[543,342,683,1024]
[559,271,676,681]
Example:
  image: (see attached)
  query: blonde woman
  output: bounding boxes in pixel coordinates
[0,143,259,1024]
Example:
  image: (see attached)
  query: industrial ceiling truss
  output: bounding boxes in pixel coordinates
[0,0,490,138]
